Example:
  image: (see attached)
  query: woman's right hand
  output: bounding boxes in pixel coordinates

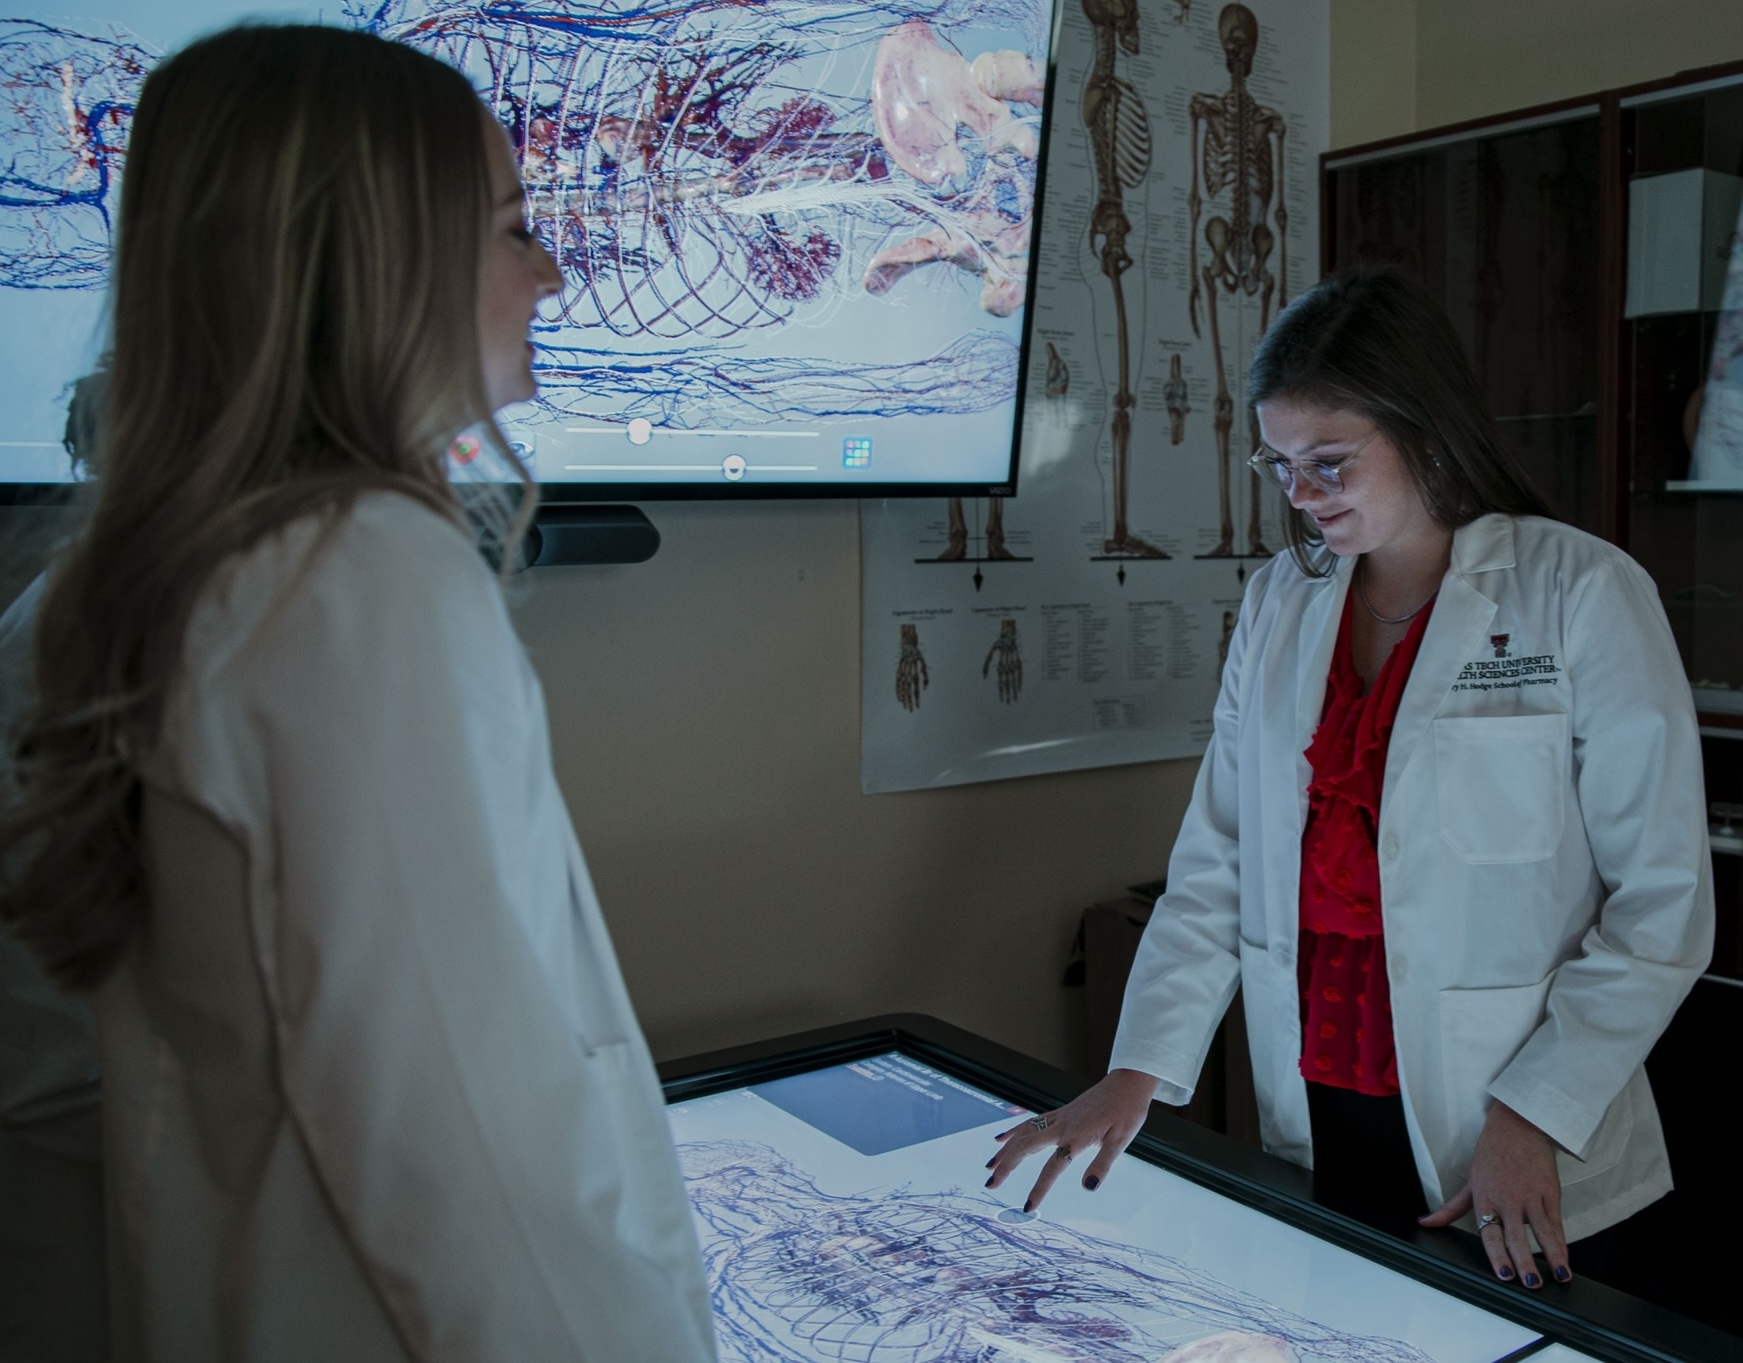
[985,1068,1161,1213]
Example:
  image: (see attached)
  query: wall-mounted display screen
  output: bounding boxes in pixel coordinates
[1,0,1058,499]
[668,1050,1543,1362]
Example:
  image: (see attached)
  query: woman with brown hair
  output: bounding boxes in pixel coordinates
[989,269,1712,1292]
[0,25,715,1361]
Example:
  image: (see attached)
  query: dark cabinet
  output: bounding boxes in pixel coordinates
[1322,61,1743,984]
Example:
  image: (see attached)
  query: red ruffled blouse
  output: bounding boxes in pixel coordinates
[1297,589,1435,1097]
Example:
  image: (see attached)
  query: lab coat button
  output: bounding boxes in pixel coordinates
[1390,953,1408,982]
[1381,834,1400,860]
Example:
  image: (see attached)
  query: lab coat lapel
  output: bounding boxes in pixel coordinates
[1385,516,1513,794]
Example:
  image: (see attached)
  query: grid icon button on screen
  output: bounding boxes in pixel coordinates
[842,437,872,468]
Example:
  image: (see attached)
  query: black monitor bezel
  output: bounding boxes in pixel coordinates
[1,2,1065,507]
[660,1013,1735,1363]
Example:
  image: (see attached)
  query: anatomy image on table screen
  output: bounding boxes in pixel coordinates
[668,1054,1543,1363]
[0,0,1057,491]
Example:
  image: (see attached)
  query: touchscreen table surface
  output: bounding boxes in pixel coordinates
[668,1051,1542,1362]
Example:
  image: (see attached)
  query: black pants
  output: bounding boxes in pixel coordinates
[1305,1081,1628,1280]
[1307,1082,1427,1236]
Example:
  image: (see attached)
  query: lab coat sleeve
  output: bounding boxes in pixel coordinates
[1487,555,1714,1160]
[234,505,715,1363]
[1106,567,1260,1102]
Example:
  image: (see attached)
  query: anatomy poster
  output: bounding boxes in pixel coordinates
[669,1052,1541,1361]
[861,1,1328,792]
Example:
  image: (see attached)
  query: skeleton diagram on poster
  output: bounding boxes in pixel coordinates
[861,1,1326,792]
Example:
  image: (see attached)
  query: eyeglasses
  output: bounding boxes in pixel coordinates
[1246,429,1382,495]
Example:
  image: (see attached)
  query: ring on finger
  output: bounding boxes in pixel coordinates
[1050,1146,1073,1163]
[1475,1211,1499,1231]
[1028,1115,1050,1132]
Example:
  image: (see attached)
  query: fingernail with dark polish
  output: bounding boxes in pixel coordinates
[985,1158,996,1169]
[1085,1175,1101,1191]
[1022,1200,1033,1214]
[1554,1266,1571,1283]
[1524,1273,1541,1289]
[1497,1265,1514,1281]
[984,1176,994,1188]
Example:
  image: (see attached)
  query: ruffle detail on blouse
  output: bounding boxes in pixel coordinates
[1297,588,1434,1097]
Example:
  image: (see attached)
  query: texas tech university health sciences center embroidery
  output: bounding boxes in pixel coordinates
[1450,642,1563,694]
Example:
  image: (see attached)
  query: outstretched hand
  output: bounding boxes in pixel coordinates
[985,1068,1160,1213]
[1419,1099,1570,1289]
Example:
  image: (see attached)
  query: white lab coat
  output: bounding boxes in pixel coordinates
[1110,514,1714,1241]
[97,493,717,1362]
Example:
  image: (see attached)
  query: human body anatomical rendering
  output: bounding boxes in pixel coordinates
[0,20,146,289]
[679,1141,1437,1362]
[982,618,1022,701]
[2,1,1047,439]
[897,623,930,711]
[1188,3,1287,557]
[1082,0,1167,558]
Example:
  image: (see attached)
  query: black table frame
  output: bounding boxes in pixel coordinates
[660,1013,1735,1363]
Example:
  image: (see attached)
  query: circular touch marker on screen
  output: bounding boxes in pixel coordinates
[996,1208,1037,1224]
[627,418,653,445]
[722,454,747,481]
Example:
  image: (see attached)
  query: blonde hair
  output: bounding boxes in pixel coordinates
[2,24,524,987]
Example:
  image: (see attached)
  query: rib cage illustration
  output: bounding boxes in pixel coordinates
[680,1140,1438,1363]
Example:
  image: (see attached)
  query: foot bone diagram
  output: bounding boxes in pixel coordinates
[937,496,1015,562]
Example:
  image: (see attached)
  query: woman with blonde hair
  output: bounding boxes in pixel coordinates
[0,25,716,1361]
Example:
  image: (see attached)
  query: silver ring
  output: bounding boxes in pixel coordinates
[1028,1115,1049,1132]
[1475,1212,1499,1231]
[1050,1146,1073,1162]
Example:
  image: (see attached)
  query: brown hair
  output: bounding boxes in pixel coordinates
[1248,267,1552,577]
[1,25,520,988]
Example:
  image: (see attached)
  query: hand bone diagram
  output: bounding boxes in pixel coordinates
[982,619,1022,703]
[898,620,1024,712]
[864,21,1042,317]
[896,624,932,712]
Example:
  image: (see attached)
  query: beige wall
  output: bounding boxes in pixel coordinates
[516,503,1198,1072]
[1332,0,1743,150]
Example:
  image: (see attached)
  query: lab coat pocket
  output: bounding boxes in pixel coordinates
[1438,977,1552,1152]
[1433,714,1567,863]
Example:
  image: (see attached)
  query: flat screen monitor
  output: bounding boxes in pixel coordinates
[0,1,1060,501]
[668,1048,1545,1362]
